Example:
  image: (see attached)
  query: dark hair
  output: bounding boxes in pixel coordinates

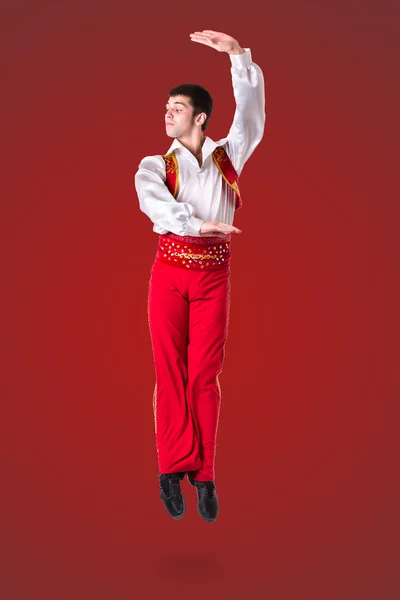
[168,83,213,131]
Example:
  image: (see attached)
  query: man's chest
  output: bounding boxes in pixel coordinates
[177,157,219,193]
[162,146,242,209]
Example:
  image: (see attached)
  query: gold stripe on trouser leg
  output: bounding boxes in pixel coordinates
[216,374,221,401]
[215,373,222,431]
[152,383,159,460]
[152,383,157,433]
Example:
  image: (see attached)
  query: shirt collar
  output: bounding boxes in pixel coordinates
[165,136,219,164]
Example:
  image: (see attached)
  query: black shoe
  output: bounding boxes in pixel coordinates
[188,477,219,522]
[159,472,186,520]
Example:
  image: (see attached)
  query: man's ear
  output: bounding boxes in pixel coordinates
[196,112,207,127]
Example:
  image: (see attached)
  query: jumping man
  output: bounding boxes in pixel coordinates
[134,30,266,522]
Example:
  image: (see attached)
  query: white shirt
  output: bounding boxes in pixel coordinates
[134,48,266,236]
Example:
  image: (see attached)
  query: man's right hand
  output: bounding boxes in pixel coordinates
[200,220,242,237]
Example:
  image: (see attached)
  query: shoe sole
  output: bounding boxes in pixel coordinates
[197,509,217,523]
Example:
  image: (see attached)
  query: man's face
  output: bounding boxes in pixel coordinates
[165,95,203,138]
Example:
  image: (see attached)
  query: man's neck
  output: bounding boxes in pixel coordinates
[176,134,206,166]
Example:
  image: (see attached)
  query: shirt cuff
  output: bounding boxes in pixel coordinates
[185,215,205,236]
[230,47,252,69]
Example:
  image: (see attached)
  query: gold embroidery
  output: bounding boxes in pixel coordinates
[213,146,228,163]
[162,151,179,197]
[170,251,222,260]
[212,149,241,198]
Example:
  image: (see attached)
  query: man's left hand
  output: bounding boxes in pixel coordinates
[189,30,244,55]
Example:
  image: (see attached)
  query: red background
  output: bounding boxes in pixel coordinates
[1,1,398,599]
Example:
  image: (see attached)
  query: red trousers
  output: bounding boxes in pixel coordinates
[147,233,232,482]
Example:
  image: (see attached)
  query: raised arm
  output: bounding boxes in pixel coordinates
[134,155,205,236]
[190,30,266,175]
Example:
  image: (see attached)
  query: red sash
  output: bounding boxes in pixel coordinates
[162,146,242,210]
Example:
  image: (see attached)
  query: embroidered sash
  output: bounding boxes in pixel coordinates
[162,146,242,210]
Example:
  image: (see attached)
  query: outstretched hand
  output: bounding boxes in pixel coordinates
[200,220,242,237]
[189,30,244,55]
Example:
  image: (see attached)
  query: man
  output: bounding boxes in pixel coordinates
[134,30,265,522]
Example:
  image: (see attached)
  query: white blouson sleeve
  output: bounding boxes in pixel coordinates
[134,155,205,236]
[225,48,266,176]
